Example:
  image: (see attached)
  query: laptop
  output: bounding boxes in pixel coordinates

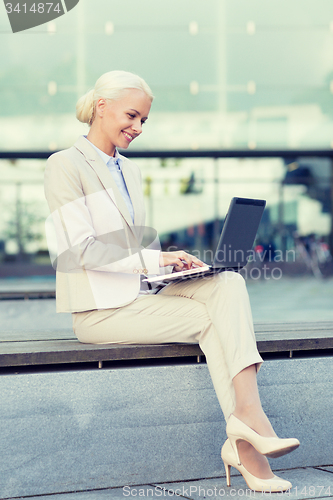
[143,197,266,284]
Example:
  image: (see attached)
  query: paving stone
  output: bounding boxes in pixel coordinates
[158,467,333,499]
[25,485,168,500]
[314,466,333,474]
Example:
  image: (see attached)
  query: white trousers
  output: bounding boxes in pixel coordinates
[72,272,263,420]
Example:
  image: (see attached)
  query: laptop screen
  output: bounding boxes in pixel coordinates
[213,197,266,268]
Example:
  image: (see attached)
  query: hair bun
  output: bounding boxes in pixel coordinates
[76,89,95,125]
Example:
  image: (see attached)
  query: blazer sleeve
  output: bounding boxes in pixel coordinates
[44,151,161,275]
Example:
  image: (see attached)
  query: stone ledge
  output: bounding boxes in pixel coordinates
[0,356,332,498]
[0,322,333,368]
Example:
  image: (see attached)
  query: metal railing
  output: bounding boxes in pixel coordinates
[1,148,333,256]
[1,149,333,159]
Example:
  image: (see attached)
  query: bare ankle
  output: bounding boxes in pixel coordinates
[232,406,277,438]
[233,403,263,421]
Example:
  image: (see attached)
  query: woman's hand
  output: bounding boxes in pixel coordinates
[159,251,206,272]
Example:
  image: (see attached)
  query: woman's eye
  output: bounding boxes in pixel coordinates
[128,114,135,118]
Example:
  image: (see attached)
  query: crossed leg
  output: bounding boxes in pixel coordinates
[73,271,274,478]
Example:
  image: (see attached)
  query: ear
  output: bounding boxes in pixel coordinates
[95,98,108,118]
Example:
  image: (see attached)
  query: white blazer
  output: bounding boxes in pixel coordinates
[44,136,162,313]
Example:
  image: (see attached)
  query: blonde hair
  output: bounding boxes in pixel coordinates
[76,70,154,126]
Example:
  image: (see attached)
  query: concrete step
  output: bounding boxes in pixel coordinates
[0,356,332,498]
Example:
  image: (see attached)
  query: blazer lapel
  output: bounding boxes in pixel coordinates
[74,136,134,231]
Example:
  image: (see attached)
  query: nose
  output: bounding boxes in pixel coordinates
[132,118,142,135]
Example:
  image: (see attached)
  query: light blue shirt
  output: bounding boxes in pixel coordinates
[85,137,135,223]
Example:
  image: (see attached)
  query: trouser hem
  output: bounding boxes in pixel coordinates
[229,352,264,381]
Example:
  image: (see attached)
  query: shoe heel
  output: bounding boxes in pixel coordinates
[228,435,241,465]
[223,462,231,487]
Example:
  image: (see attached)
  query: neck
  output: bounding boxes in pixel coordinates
[86,126,116,157]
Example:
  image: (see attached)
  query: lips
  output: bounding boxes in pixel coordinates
[122,131,134,142]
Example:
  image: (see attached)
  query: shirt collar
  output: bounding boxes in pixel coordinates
[84,136,123,170]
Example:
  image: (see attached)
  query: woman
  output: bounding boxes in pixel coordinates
[44,70,299,492]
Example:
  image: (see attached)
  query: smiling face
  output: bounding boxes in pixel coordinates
[87,88,152,157]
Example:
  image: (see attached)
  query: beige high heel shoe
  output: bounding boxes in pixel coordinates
[226,414,300,465]
[221,439,292,493]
